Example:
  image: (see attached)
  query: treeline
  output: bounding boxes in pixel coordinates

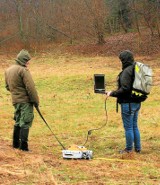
[0,0,160,49]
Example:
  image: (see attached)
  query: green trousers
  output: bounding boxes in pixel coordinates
[14,103,34,129]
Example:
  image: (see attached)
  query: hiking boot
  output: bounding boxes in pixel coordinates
[119,148,132,154]
[135,149,141,153]
[20,141,29,151]
[13,126,20,148]
[19,128,29,151]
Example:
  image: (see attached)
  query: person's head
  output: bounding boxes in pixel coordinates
[15,49,31,67]
[119,50,134,70]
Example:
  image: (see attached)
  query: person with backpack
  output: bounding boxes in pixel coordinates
[5,49,39,151]
[106,50,142,154]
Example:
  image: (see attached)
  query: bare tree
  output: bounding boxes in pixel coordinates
[154,0,160,37]
[141,0,156,36]
[83,0,107,44]
[132,0,141,37]
[13,0,25,41]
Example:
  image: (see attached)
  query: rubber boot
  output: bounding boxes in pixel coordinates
[20,128,29,151]
[13,126,20,148]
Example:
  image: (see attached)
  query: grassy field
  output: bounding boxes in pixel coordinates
[0,53,160,185]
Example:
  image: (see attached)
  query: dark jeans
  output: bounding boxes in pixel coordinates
[121,103,141,151]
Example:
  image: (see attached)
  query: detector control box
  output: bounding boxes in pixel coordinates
[94,74,106,94]
[62,145,93,160]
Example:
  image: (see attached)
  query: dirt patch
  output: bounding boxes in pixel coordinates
[0,140,58,185]
[1,139,160,185]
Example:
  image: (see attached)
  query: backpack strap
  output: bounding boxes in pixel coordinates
[116,100,118,113]
[132,62,136,82]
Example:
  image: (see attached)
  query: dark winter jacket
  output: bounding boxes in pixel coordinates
[5,50,39,106]
[110,50,141,103]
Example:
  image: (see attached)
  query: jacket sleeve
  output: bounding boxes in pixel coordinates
[22,68,39,106]
[5,71,10,91]
[110,67,133,97]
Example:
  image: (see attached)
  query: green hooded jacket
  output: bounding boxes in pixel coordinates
[5,50,39,106]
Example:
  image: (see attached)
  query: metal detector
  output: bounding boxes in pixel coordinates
[35,106,93,160]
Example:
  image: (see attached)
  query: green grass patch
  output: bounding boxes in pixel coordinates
[1,54,160,184]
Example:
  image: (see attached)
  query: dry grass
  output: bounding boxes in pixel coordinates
[0,53,160,185]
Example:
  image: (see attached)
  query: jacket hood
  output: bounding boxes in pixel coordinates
[15,49,31,66]
[119,50,134,70]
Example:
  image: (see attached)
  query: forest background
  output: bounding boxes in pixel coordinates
[0,0,160,55]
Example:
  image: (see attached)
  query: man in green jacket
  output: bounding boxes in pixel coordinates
[5,49,39,151]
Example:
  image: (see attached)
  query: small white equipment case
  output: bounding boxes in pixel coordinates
[62,145,93,160]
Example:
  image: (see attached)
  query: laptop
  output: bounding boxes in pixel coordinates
[94,74,106,94]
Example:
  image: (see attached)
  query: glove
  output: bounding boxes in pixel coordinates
[34,102,39,108]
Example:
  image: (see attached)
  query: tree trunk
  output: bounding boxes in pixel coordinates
[132,0,141,37]
[15,0,25,42]
[155,0,160,37]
